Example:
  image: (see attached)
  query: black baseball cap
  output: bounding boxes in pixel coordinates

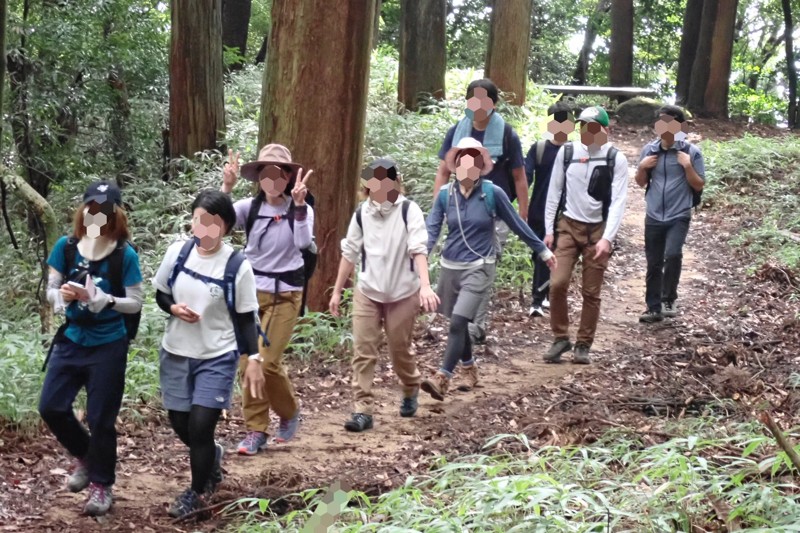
[83,181,122,206]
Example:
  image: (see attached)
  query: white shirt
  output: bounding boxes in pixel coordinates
[153,240,259,359]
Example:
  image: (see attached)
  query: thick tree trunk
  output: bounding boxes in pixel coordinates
[485,0,533,104]
[373,0,382,49]
[609,0,633,98]
[222,0,252,70]
[782,0,798,128]
[169,0,225,160]
[676,0,703,105]
[0,0,5,134]
[572,0,609,86]
[107,69,137,185]
[686,0,718,113]
[398,0,446,111]
[259,1,375,312]
[703,0,738,118]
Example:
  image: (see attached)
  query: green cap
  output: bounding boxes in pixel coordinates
[577,106,610,127]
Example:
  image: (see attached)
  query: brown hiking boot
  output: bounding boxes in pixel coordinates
[457,364,479,391]
[421,372,450,401]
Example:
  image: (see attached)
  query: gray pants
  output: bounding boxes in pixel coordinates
[469,220,509,342]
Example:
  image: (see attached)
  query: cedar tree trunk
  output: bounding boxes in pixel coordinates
[485,0,533,104]
[398,0,447,111]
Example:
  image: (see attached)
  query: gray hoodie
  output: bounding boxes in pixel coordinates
[640,139,705,222]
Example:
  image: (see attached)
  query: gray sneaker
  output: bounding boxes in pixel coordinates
[572,344,591,365]
[67,458,89,493]
[83,483,113,516]
[543,338,572,363]
[662,301,678,318]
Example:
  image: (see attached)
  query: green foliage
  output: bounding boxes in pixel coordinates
[729,83,785,125]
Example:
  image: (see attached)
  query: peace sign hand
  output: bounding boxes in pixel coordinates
[222,149,240,193]
[291,168,313,206]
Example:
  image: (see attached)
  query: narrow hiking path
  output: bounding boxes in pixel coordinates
[1,123,783,532]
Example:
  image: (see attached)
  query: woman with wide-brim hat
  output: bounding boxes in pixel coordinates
[424,137,557,401]
[221,144,314,455]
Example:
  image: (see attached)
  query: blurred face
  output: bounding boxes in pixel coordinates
[654,114,686,145]
[547,111,575,144]
[455,150,484,188]
[192,208,225,251]
[579,121,608,149]
[465,87,495,122]
[362,166,400,206]
[259,165,292,198]
[83,202,114,239]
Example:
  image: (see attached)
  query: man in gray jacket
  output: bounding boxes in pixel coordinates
[635,105,705,323]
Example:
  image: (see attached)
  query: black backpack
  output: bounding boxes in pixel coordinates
[492,123,516,201]
[645,144,702,209]
[355,199,413,273]
[244,192,317,316]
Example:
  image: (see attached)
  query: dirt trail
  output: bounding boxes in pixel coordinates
[1,129,720,532]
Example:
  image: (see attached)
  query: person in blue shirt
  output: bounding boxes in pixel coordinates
[423,138,556,401]
[39,181,143,517]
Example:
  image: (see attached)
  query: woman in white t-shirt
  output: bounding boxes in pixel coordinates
[152,190,261,519]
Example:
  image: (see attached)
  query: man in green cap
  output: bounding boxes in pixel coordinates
[541,106,629,364]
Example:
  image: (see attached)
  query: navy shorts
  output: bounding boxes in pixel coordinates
[159,349,239,412]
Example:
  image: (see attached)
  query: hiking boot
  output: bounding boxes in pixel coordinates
[237,431,268,456]
[276,409,301,443]
[543,338,572,363]
[204,442,224,494]
[457,364,480,392]
[168,488,203,519]
[399,394,418,418]
[67,458,89,493]
[421,372,450,401]
[639,309,664,323]
[542,298,550,310]
[529,305,544,318]
[344,413,374,432]
[662,301,678,318]
[572,344,591,365]
[83,483,113,516]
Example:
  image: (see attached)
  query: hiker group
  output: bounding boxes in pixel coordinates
[39,78,704,518]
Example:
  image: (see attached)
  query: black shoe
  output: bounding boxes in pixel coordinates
[344,413,374,432]
[639,309,664,323]
[543,338,572,363]
[168,488,203,519]
[204,442,224,494]
[399,395,418,418]
[572,343,591,365]
[662,301,678,318]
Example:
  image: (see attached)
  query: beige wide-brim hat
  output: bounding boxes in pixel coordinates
[240,143,302,182]
[444,137,494,177]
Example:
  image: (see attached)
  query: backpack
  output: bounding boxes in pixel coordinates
[244,192,317,317]
[527,140,548,187]
[553,143,619,235]
[355,199,414,273]
[494,123,516,201]
[645,144,702,209]
[437,180,496,218]
[166,239,266,351]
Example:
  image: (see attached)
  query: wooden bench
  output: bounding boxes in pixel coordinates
[537,85,658,98]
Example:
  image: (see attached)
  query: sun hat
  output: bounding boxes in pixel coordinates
[444,137,494,177]
[240,144,302,182]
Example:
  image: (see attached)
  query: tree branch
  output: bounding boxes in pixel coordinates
[759,411,800,473]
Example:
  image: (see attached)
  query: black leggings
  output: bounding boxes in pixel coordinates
[168,406,221,494]
[442,314,474,374]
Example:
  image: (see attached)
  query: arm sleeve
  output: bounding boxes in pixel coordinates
[691,146,706,181]
[495,186,549,257]
[112,284,143,314]
[47,269,66,314]
[156,289,176,315]
[524,144,535,186]
[235,260,260,313]
[340,211,364,265]
[233,198,251,230]
[508,131,524,169]
[292,205,314,250]
[437,126,456,160]
[426,190,446,254]
[544,146,566,236]
[601,151,631,242]
[46,236,68,274]
[152,242,181,294]
[406,202,428,257]
[235,311,259,357]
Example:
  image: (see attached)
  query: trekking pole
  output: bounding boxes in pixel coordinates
[536,280,550,293]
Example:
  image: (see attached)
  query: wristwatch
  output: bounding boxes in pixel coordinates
[104,296,116,310]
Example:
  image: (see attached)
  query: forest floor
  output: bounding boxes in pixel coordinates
[2,120,800,532]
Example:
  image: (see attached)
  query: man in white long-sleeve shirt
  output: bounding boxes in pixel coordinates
[542,106,629,364]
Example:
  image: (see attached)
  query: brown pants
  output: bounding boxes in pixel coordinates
[351,288,422,415]
[550,217,610,347]
[239,291,301,433]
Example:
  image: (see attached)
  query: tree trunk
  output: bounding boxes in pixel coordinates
[485,0,533,104]
[373,0,382,49]
[222,0,252,70]
[260,1,375,312]
[572,0,609,86]
[686,0,718,113]
[703,0,738,118]
[169,0,225,160]
[609,0,633,97]
[398,0,446,111]
[0,0,5,137]
[782,0,798,128]
[676,0,703,105]
[107,68,137,185]
[255,33,268,64]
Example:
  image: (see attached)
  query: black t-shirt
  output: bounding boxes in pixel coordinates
[524,140,561,223]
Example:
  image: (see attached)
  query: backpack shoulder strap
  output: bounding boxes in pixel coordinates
[502,122,512,159]
[167,239,197,289]
[437,185,450,213]
[244,194,264,240]
[356,202,365,230]
[64,236,78,274]
[401,199,411,228]
[563,142,574,174]
[481,181,496,217]
[223,250,247,350]
[107,240,128,297]
[606,147,619,170]
[535,140,546,166]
